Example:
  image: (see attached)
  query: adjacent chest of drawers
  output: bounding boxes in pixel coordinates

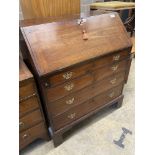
[19,58,49,150]
[20,13,132,146]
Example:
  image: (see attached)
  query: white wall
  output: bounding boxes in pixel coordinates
[19,2,23,20]
[81,0,105,15]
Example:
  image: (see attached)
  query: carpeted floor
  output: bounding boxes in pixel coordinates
[20,59,135,155]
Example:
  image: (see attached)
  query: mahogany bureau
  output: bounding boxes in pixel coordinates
[19,58,49,150]
[20,13,132,146]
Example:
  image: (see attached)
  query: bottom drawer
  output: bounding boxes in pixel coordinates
[52,84,123,130]
[20,122,47,149]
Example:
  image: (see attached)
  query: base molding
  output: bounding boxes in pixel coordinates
[50,95,124,147]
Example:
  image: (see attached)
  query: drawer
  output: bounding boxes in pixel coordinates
[46,73,94,102]
[20,122,47,149]
[49,72,125,116]
[94,60,128,83]
[92,72,125,96]
[46,62,93,87]
[52,85,123,130]
[49,84,94,117]
[48,72,125,117]
[93,50,129,70]
[19,109,43,132]
[20,96,39,117]
[19,81,36,100]
[92,85,123,109]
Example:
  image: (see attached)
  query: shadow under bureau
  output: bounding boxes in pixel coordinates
[20,13,132,146]
[19,58,49,150]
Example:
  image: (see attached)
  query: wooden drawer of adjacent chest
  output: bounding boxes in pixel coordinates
[46,73,94,102]
[20,122,47,149]
[52,85,123,130]
[19,81,36,100]
[20,96,39,117]
[19,109,43,132]
[49,72,125,117]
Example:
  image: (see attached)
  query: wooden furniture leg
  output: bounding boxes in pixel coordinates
[53,133,64,147]
[116,95,124,108]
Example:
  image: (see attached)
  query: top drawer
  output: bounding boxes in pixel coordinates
[43,50,129,87]
[45,63,93,87]
[46,73,94,102]
[93,50,129,70]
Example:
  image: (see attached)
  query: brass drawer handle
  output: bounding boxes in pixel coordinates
[111,65,118,71]
[64,83,74,91]
[113,55,120,61]
[23,134,28,139]
[109,92,115,98]
[63,72,73,80]
[110,78,117,84]
[68,113,76,119]
[19,122,24,127]
[66,98,75,105]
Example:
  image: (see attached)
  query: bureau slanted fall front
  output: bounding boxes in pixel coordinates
[20,13,132,146]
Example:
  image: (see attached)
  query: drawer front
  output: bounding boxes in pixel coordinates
[93,50,129,70]
[47,63,93,87]
[92,72,125,96]
[52,85,123,130]
[19,109,43,132]
[19,81,36,100]
[94,59,127,82]
[20,96,39,117]
[46,73,94,102]
[49,72,125,117]
[20,122,47,149]
[92,85,122,109]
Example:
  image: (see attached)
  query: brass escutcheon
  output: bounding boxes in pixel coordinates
[23,134,28,139]
[19,122,24,127]
[113,55,120,61]
[63,72,73,80]
[68,113,76,119]
[66,98,75,105]
[64,83,74,91]
[111,65,118,71]
[110,78,117,84]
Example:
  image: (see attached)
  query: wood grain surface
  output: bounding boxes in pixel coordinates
[20,0,80,19]
[19,59,49,150]
[19,58,33,81]
[21,13,132,76]
[20,13,132,146]
[52,84,123,130]
[19,109,43,132]
[20,122,49,149]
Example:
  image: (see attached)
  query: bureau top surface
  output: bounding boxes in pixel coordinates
[21,13,132,77]
[19,58,33,82]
